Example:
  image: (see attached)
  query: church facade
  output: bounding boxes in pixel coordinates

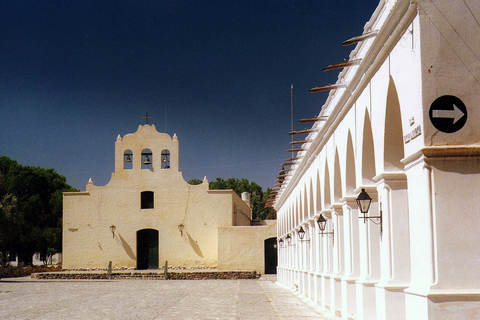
[63,124,275,271]
[273,0,480,319]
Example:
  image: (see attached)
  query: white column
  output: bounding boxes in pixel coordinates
[355,186,380,320]
[403,160,435,319]
[331,204,345,318]
[321,209,335,316]
[341,197,361,320]
[374,173,410,320]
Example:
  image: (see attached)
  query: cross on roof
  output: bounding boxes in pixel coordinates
[142,112,152,124]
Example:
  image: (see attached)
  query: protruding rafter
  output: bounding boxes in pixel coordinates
[309,83,348,93]
[289,129,316,135]
[342,30,378,46]
[299,116,328,123]
[323,58,362,71]
[287,148,304,153]
[290,140,308,145]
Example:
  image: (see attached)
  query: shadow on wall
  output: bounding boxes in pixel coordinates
[183,231,204,258]
[118,234,136,260]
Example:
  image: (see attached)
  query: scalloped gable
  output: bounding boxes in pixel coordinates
[120,124,173,143]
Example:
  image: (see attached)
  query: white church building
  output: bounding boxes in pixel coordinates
[63,124,276,273]
[272,0,480,319]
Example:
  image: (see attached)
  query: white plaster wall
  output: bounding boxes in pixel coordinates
[274,0,480,318]
[419,0,480,146]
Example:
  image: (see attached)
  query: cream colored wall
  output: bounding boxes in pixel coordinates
[63,125,253,269]
[218,220,276,273]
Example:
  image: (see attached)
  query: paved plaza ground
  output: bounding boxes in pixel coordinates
[0,275,324,319]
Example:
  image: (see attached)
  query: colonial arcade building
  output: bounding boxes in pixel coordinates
[272,0,480,319]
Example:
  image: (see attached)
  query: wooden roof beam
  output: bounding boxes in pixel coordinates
[290,140,308,145]
[323,58,362,71]
[342,30,378,46]
[309,83,348,93]
[289,129,316,135]
[299,116,328,123]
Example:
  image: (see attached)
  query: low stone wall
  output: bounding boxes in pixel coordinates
[167,271,259,280]
[31,270,259,280]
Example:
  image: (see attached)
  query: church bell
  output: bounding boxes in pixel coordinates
[143,155,152,165]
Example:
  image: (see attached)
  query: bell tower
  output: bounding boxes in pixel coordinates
[114,124,179,174]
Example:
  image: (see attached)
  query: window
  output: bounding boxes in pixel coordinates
[141,191,154,209]
[141,149,153,170]
[124,150,133,169]
[161,149,170,169]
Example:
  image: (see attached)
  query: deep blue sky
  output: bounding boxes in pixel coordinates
[0,0,379,191]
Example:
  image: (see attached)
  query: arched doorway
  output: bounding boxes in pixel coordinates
[264,237,278,274]
[137,229,159,269]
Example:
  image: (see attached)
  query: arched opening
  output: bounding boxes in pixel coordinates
[303,186,308,221]
[264,237,278,274]
[384,76,404,171]
[362,111,376,184]
[316,170,322,213]
[309,178,314,218]
[324,161,331,208]
[124,150,133,169]
[346,131,356,195]
[161,149,170,169]
[296,197,301,227]
[137,229,159,269]
[141,149,153,170]
[333,149,342,202]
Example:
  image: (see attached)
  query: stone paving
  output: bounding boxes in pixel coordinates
[0,275,324,319]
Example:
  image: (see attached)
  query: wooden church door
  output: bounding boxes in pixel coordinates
[137,229,159,269]
[264,237,278,274]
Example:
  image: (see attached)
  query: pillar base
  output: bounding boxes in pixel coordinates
[375,284,408,320]
[356,281,377,320]
[405,289,480,319]
[341,277,358,320]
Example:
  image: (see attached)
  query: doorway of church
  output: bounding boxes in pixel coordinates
[137,229,159,269]
[264,237,278,274]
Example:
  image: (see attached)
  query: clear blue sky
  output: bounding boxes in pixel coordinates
[0,0,379,191]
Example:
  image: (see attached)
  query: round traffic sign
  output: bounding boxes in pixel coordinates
[429,95,467,133]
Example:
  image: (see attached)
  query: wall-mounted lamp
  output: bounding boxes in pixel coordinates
[356,188,382,232]
[178,223,185,236]
[279,238,284,247]
[316,215,334,239]
[286,234,292,245]
[298,226,310,242]
[110,225,116,238]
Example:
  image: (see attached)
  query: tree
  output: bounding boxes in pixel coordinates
[187,178,203,185]
[0,193,20,266]
[0,156,77,266]
[208,177,276,221]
